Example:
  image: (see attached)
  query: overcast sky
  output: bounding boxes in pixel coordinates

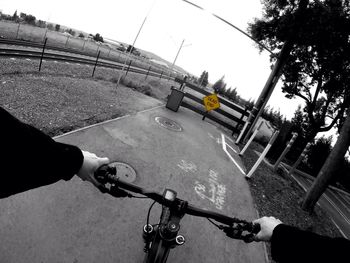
[1,0,306,119]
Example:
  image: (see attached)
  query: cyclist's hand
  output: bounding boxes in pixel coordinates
[76,150,109,189]
[253,216,282,242]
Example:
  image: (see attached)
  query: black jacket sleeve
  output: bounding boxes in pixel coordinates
[271,224,350,263]
[0,107,84,198]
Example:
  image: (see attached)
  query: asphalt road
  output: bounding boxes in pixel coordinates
[0,105,265,263]
[281,165,350,239]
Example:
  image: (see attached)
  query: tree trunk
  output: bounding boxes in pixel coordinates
[302,109,350,212]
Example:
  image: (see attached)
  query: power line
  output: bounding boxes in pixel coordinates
[181,0,276,56]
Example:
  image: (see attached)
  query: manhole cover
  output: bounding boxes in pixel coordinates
[107,162,137,183]
[154,116,183,132]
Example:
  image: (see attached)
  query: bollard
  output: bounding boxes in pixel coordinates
[288,142,312,176]
[125,60,132,76]
[273,132,298,171]
[239,121,263,156]
[38,38,48,72]
[92,50,101,77]
[235,121,249,144]
[246,131,280,178]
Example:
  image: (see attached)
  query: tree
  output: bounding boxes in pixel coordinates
[24,14,36,25]
[12,10,18,21]
[55,24,60,32]
[47,23,54,30]
[306,136,333,175]
[37,20,46,28]
[78,32,85,38]
[93,33,104,42]
[212,76,226,94]
[228,87,238,102]
[249,0,350,211]
[198,71,209,87]
[66,28,75,36]
[20,12,26,19]
[249,0,350,143]
[302,110,350,211]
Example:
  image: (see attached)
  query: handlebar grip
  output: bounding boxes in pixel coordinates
[94,164,116,184]
[251,223,261,234]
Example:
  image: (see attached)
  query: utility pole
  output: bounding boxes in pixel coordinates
[116,15,147,89]
[169,39,184,78]
[168,39,191,80]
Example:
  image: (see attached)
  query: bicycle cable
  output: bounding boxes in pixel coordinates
[146,200,157,232]
[207,218,222,229]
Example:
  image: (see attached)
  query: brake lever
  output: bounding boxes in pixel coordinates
[94,164,132,198]
[222,223,260,243]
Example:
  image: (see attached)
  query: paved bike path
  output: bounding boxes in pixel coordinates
[0,105,265,263]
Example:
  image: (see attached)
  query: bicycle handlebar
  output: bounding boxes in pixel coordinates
[94,164,260,237]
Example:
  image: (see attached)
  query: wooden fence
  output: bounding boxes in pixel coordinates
[174,77,249,135]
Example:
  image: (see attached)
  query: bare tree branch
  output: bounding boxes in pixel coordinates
[319,100,347,132]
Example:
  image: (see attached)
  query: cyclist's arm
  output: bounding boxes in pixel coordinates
[271,224,350,263]
[0,106,83,198]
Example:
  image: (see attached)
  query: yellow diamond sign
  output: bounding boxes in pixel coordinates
[203,93,220,111]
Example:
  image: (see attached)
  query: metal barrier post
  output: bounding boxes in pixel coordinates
[92,50,101,77]
[38,37,48,72]
[239,121,263,156]
[273,132,298,171]
[246,131,280,178]
[288,143,311,175]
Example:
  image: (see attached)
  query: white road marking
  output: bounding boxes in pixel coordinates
[225,135,235,143]
[225,141,237,153]
[177,160,197,173]
[53,105,165,139]
[10,58,15,60]
[327,190,350,214]
[330,218,348,239]
[221,133,245,175]
[322,193,350,225]
[194,169,226,210]
[26,58,31,61]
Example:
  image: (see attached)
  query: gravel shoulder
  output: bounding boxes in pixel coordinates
[240,142,343,262]
[0,57,170,136]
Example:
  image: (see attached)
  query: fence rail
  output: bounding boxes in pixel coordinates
[174,77,249,134]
